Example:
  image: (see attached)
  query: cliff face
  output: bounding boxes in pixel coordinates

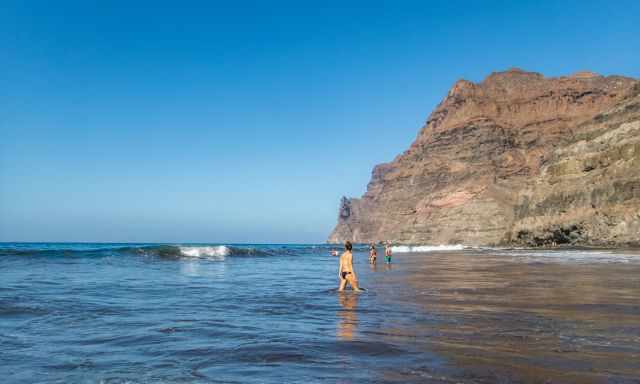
[328,69,640,247]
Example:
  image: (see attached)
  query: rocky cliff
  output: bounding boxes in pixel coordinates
[328,69,640,247]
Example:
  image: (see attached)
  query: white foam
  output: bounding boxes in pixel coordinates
[178,246,229,259]
[391,244,466,253]
[497,250,640,264]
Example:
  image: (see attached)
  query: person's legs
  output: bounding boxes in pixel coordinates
[338,276,347,291]
[346,274,362,291]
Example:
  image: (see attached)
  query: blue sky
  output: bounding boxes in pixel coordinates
[1,1,638,243]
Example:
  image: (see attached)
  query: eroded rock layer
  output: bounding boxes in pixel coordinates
[328,69,640,246]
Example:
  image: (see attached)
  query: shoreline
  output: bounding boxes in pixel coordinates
[326,241,640,251]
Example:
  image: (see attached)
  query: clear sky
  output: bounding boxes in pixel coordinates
[1,1,638,243]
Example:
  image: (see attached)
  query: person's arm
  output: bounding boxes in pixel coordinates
[348,253,357,279]
[338,255,343,278]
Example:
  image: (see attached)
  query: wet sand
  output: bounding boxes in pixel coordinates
[356,249,640,383]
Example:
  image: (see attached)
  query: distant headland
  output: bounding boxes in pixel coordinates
[329,69,640,247]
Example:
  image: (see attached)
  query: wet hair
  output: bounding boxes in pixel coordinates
[344,241,353,251]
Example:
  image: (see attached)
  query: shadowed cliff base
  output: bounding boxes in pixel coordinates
[329,69,640,247]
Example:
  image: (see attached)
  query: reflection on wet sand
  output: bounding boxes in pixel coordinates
[337,292,359,341]
[369,250,640,383]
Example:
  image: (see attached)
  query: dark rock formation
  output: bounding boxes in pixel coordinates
[328,69,640,247]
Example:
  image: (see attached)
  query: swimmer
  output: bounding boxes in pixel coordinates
[338,241,362,292]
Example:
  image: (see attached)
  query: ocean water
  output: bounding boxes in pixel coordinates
[1,243,640,383]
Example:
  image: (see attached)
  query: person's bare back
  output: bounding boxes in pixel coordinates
[339,251,353,273]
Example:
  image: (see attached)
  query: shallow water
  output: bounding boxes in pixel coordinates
[1,244,639,383]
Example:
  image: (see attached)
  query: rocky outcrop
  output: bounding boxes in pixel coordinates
[328,69,640,247]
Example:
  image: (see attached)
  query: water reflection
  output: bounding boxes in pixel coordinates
[375,250,640,382]
[337,292,359,341]
[179,260,226,278]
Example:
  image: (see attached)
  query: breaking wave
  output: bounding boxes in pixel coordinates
[178,246,230,258]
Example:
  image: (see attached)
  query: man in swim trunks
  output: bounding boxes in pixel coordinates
[339,241,362,291]
[369,243,377,264]
[384,243,392,264]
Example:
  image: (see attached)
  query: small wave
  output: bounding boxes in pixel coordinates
[391,244,466,253]
[176,245,281,259]
[0,244,285,259]
[142,245,280,259]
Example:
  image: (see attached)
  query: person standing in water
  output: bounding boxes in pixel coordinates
[384,242,393,264]
[368,243,377,264]
[339,241,362,291]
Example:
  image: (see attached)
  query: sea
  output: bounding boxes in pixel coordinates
[1,243,639,383]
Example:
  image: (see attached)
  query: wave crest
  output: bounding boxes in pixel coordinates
[146,245,279,259]
[391,244,466,253]
[178,246,230,258]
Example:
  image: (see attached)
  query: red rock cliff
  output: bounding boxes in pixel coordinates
[328,69,640,246]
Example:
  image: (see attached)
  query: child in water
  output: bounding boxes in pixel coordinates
[368,243,377,263]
